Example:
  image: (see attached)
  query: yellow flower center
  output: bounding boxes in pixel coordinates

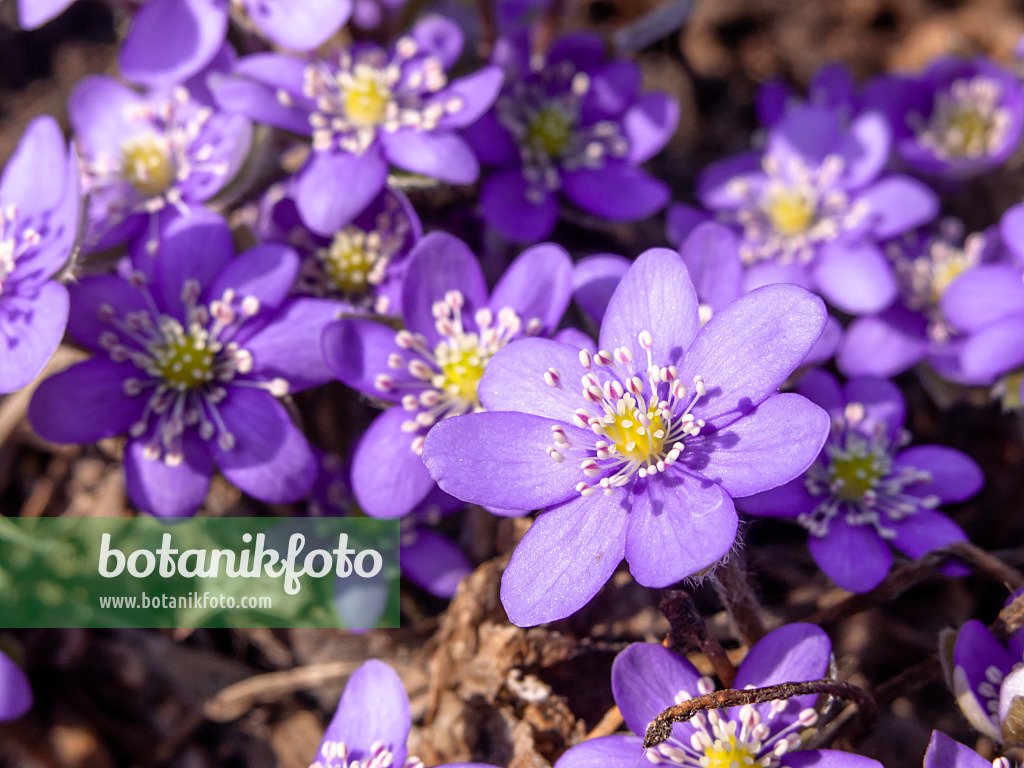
[942,107,993,158]
[154,333,215,390]
[929,252,971,304]
[1000,369,1024,411]
[320,227,377,296]
[344,68,392,128]
[527,106,574,158]
[828,452,884,502]
[765,190,816,237]
[121,133,175,197]
[703,734,758,768]
[437,346,487,408]
[604,405,667,464]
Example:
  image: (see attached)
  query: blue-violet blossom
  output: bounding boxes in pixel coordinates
[0,649,32,722]
[924,731,1009,768]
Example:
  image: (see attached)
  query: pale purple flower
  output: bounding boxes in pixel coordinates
[674,103,938,315]
[422,248,829,626]
[0,650,32,722]
[0,115,79,394]
[865,56,1024,180]
[69,69,252,254]
[468,32,677,243]
[28,211,339,517]
[17,0,75,28]
[739,370,983,593]
[757,62,861,130]
[212,16,503,235]
[321,232,573,519]
[556,626,882,768]
[924,731,1009,768]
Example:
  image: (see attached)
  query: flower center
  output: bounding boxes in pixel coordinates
[918,76,1011,160]
[604,404,667,464]
[703,735,758,768]
[527,105,574,158]
[827,450,885,502]
[764,189,816,237]
[344,65,393,128]
[152,330,216,390]
[120,133,175,197]
[318,227,383,297]
[998,369,1024,411]
[436,345,487,408]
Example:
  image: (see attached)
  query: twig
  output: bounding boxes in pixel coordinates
[642,679,876,749]
[949,541,1024,591]
[997,590,1024,638]
[476,0,496,60]
[532,0,564,63]
[660,590,736,688]
[711,554,768,645]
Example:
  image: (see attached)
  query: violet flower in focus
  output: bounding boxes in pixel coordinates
[69,70,252,254]
[467,32,678,243]
[321,232,573,519]
[0,650,32,722]
[924,731,1009,768]
[28,211,340,517]
[739,370,983,593]
[212,16,503,235]
[0,115,80,394]
[422,249,829,626]
[555,626,882,768]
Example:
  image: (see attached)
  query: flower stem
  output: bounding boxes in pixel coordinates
[710,553,767,646]
[659,590,736,688]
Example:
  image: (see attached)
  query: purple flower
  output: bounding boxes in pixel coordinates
[838,219,1002,382]
[308,452,472,598]
[739,369,983,593]
[322,232,573,519]
[0,650,32,722]
[258,184,420,316]
[212,16,503,235]
[757,62,861,129]
[422,248,829,626]
[17,0,75,28]
[0,115,79,394]
[924,731,1009,768]
[28,212,340,517]
[865,56,1024,180]
[555,626,882,768]
[69,71,252,254]
[677,103,938,315]
[468,32,677,243]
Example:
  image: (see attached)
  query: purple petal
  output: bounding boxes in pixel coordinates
[422,411,583,510]
[572,253,630,326]
[481,170,559,243]
[553,736,642,768]
[803,314,842,367]
[611,642,703,741]
[940,265,1024,333]
[29,358,143,443]
[547,32,606,70]
[697,152,764,210]
[794,368,844,418]
[952,620,1014,741]
[66,274,148,355]
[401,232,487,344]
[680,284,827,429]
[923,732,990,768]
[781,750,885,768]
[245,298,341,392]
[148,210,234,316]
[678,222,744,311]
[409,14,464,69]
[961,313,1024,380]
[768,106,844,167]
[837,308,928,378]
[17,0,75,28]
[351,407,435,518]
[894,445,984,504]
[68,76,146,157]
[322,318,412,403]
[561,165,669,221]
[488,242,573,334]
[381,130,479,185]
[209,65,313,136]
[500,490,629,626]
[842,377,906,444]
[479,338,589,419]
[743,261,815,293]
[318,659,410,763]
[1000,204,1024,266]
[813,241,898,315]
[400,527,471,598]
[297,150,388,236]
[582,60,640,121]
[124,430,212,517]
[858,175,939,239]
[626,471,737,587]
[737,477,821,519]
[665,203,712,249]
[0,651,32,721]
[0,281,69,394]
[208,243,299,313]
[243,0,352,50]
[808,516,892,592]
[599,248,700,366]
[890,509,968,567]
[119,0,228,87]
[838,113,891,189]
[463,112,518,166]
[0,115,67,217]
[212,387,316,503]
[755,79,791,128]
[623,92,679,163]
[436,67,504,129]
[683,393,829,498]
